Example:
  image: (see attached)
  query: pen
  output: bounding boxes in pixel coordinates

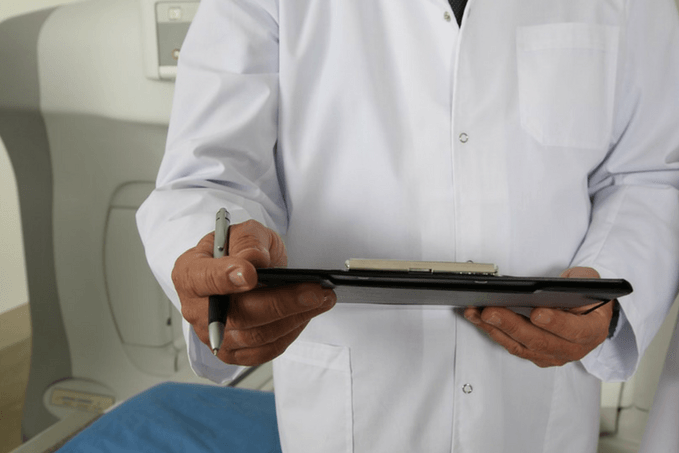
[208,207,231,356]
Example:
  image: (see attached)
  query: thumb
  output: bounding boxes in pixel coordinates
[560,266,601,279]
[172,232,258,298]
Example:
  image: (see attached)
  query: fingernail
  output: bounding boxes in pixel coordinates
[465,313,481,324]
[229,269,247,287]
[322,289,337,305]
[486,313,501,326]
[534,311,551,325]
[299,291,321,307]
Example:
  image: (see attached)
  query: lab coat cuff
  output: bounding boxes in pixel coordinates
[577,264,639,382]
[184,319,247,384]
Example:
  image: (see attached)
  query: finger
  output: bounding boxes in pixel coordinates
[464,306,482,322]
[189,286,335,351]
[478,308,571,352]
[173,247,258,297]
[559,266,600,279]
[193,231,219,256]
[228,284,337,329]
[466,309,573,367]
[531,305,611,345]
[192,226,285,267]
[228,220,287,268]
[225,300,335,349]
[174,220,288,298]
[474,307,578,357]
[480,322,572,367]
[222,322,310,366]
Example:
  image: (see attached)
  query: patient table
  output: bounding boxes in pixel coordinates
[57,383,280,453]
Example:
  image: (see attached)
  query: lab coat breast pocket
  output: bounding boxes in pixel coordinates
[273,340,353,453]
[516,23,619,149]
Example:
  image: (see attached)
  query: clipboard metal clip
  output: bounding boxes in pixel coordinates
[344,259,499,276]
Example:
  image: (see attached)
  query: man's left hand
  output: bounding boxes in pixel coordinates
[464,267,614,368]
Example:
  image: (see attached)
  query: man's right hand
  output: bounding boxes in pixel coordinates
[172,219,336,366]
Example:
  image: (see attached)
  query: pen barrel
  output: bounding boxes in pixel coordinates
[208,295,230,323]
[213,208,231,258]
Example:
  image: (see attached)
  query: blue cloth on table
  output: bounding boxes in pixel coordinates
[58,382,281,453]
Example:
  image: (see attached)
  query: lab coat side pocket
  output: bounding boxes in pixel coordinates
[273,340,353,453]
[516,23,619,149]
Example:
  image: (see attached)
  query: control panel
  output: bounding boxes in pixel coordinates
[140,0,200,80]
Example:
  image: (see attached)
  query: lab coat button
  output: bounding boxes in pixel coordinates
[462,383,473,394]
[459,133,469,143]
[444,11,452,22]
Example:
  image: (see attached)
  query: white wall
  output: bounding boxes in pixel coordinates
[0,0,83,315]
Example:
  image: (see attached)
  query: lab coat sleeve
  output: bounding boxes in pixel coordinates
[136,0,284,384]
[576,0,679,382]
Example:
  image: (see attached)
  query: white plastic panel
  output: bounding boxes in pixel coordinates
[105,196,173,348]
[139,0,199,80]
[155,1,198,79]
[43,378,115,420]
[600,381,622,434]
[629,298,679,411]
[599,295,679,448]
[39,0,176,124]
[105,183,185,377]
[34,0,218,410]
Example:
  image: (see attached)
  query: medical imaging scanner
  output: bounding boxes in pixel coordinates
[0,0,676,451]
[0,0,273,449]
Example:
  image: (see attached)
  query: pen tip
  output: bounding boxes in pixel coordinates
[212,349,218,356]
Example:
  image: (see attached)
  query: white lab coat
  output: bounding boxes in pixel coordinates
[639,317,679,453]
[137,0,679,451]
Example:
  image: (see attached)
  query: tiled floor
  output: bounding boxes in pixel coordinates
[0,304,31,453]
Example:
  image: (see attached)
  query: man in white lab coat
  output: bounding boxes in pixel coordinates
[137,0,679,451]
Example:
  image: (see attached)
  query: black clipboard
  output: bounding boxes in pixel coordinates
[256,264,633,309]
